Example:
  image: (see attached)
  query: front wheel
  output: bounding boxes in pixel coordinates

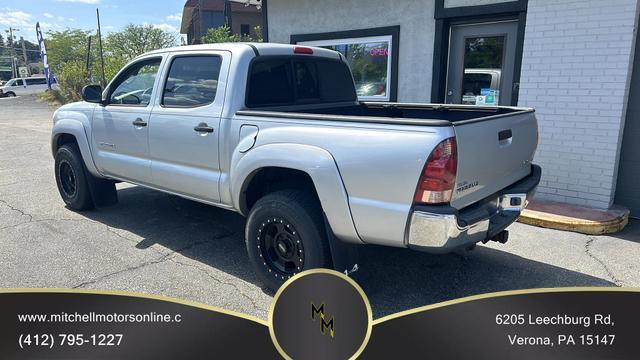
[5,92,16,97]
[246,190,332,290]
[54,144,94,210]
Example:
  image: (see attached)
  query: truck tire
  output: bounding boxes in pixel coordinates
[246,190,332,290]
[54,144,95,211]
[5,92,16,97]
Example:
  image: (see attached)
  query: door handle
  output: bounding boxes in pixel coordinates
[132,118,147,127]
[499,129,513,141]
[194,123,214,133]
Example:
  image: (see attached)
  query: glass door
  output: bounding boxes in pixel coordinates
[445,20,518,106]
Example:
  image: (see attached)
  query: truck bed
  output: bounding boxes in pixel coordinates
[237,102,538,212]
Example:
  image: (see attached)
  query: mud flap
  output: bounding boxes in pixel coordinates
[324,216,360,276]
[82,166,118,208]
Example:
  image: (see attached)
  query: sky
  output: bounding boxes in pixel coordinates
[0,0,186,43]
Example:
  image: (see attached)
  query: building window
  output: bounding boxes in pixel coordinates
[241,24,251,36]
[299,36,393,102]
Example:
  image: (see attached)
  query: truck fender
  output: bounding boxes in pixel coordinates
[51,119,101,177]
[230,143,363,244]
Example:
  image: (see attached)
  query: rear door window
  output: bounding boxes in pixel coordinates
[246,56,356,108]
[162,55,222,107]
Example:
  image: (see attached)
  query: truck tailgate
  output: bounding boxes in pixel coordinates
[450,110,538,210]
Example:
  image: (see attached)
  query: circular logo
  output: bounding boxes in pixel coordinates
[269,269,372,360]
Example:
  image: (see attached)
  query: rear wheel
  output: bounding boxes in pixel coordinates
[55,144,94,210]
[246,190,332,290]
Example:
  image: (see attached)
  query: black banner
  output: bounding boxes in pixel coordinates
[1,271,639,359]
[1,291,279,359]
[364,291,640,360]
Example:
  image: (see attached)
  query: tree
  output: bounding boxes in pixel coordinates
[45,29,92,74]
[202,25,262,44]
[40,24,178,104]
[22,40,41,64]
[105,24,178,62]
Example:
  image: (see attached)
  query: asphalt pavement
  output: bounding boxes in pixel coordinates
[1,95,638,320]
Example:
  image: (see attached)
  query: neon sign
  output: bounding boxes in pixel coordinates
[369,48,389,57]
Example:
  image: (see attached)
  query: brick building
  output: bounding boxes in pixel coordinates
[260,0,640,217]
[180,0,263,44]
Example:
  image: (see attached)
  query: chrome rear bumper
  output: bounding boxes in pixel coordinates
[407,165,541,254]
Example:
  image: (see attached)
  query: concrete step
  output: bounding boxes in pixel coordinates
[519,200,629,235]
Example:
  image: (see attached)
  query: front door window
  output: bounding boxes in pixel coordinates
[109,59,161,106]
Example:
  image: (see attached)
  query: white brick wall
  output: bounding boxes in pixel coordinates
[518,0,639,208]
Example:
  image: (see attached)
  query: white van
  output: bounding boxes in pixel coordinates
[0,76,58,97]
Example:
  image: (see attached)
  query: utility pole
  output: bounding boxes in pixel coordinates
[20,36,28,74]
[96,9,106,87]
[5,27,18,78]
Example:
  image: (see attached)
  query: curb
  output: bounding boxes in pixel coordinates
[518,202,630,235]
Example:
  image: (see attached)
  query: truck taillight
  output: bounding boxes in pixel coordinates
[414,137,458,205]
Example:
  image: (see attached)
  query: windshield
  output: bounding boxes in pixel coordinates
[4,79,15,87]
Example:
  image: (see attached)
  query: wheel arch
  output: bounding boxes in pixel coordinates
[52,119,100,177]
[231,143,362,244]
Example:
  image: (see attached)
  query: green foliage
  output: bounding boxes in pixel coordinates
[105,24,178,63]
[22,40,41,64]
[45,29,92,75]
[202,25,262,44]
[464,37,504,69]
[37,89,67,106]
[41,24,177,105]
[57,60,90,103]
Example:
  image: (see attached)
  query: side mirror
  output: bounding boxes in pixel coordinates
[82,85,105,105]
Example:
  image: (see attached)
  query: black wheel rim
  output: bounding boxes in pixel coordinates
[257,218,304,280]
[59,160,77,198]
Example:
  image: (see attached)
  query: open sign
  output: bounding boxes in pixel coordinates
[369,48,389,57]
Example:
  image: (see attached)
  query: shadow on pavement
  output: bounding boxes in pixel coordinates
[607,219,639,243]
[81,186,616,318]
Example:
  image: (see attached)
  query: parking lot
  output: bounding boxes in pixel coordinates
[1,95,639,320]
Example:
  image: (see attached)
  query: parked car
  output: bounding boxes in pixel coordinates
[462,68,502,105]
[356,81,387,97]
[0,76,57,97]
[51,43,540,290]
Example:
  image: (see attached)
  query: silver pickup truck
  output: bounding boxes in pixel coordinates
[51,43,541,289]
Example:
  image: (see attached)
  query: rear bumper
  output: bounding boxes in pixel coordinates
[407,165,542,253]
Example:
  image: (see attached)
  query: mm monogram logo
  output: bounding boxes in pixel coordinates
[311,303,335,338]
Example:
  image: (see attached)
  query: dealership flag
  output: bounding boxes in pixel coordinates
[35,22,52,89]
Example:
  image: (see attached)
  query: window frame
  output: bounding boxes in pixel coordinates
[291,26,400,102]
[106,57,163,108]
[298,35,393,102]
[160,54,223,109]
